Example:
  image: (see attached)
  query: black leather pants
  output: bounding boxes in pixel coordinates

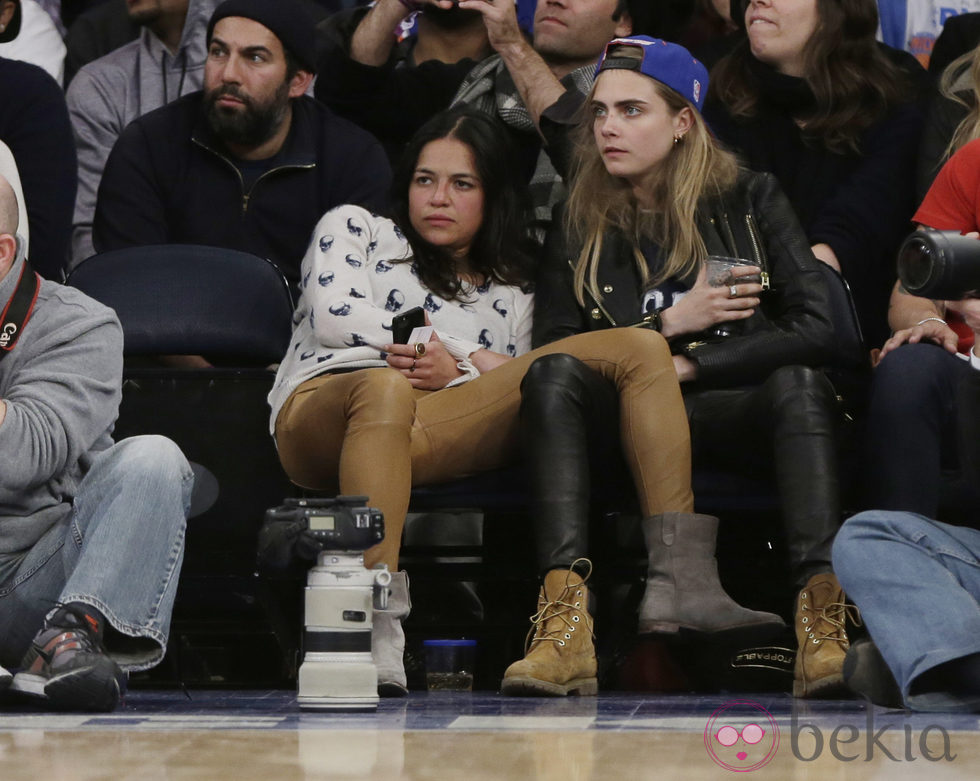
[685,365,841,587]
[519,353,625,573]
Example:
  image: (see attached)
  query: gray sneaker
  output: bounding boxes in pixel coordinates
[10,606,124,712]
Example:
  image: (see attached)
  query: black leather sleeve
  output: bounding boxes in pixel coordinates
[684,173,837,386]
[533,205,591,348]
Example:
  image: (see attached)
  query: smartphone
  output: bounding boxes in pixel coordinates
[391,306,425,344]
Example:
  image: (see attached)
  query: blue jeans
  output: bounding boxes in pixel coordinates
[833,510,980,711]
[0,436,192,671]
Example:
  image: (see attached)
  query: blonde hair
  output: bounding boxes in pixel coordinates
[566,73,738,307]
[940,45,980,163]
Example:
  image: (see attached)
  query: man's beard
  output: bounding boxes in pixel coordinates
[203,80,291,149]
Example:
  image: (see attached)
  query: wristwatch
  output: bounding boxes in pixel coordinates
[636,306,667,332]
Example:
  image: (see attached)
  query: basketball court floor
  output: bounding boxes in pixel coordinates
[2,690,978,779]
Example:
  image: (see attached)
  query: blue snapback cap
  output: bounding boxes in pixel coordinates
[595,36,709,113]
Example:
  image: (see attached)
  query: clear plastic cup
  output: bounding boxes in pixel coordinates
[423,639,476,692]
[704,256,761,338]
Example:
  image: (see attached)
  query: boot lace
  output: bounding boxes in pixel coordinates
[525,558,595,652]
[801,598,862,647]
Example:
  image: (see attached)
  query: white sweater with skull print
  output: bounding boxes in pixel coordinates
[268,205,535,433]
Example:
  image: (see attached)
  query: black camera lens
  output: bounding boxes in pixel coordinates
[897,229,980,300]
[897,237,934,293]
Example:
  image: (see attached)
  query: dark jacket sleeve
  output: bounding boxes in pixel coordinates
[683,173,837,386]
[93,119,171,253]
[532,204,591,347]
[807,101,923,286]
[320,115,393,215]
[315,21,473,148]
[0,60,77,281]
[539,89,587,181]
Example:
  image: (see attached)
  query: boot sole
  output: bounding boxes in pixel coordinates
[378,681,409,698]
[638,619,786,647]
[500,676,598,697]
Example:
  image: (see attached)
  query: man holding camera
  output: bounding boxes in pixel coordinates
[0,173,192,712]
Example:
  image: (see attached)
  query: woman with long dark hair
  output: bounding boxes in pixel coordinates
[705,0,924,345]
[515,36,847,699]
[269,106,777,697]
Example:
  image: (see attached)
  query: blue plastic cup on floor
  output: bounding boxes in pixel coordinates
[423,639,477,692]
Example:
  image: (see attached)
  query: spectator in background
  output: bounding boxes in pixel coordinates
[93,0,390,294]
[0,27,76,280]
[68,0,222,268]
[64,0,139,87]
[877,0,980,69]
[0,0,66,83]
[318,0,635,234]
[317,0,494,163]
[705,0,925,347]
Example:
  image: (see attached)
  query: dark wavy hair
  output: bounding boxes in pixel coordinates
[389,107,535,302]
[711,0,911,154]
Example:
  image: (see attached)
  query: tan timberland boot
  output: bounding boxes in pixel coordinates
[501,560,597,697]
[793,572,861,698]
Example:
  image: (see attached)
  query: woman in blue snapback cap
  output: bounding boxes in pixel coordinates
[510,36,849,699]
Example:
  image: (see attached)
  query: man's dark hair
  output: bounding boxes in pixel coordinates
[390,107,535,303]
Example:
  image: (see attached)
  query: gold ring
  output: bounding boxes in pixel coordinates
[414,342,426,357]
[729,284,738,299]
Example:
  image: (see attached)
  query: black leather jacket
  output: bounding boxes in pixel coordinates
[534,170,837,388]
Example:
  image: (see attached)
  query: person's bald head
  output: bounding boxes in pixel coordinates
[0,174,20,282]
[0,174,18,238]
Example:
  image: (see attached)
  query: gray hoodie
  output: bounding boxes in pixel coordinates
[0,240,121,575]
[66,0,221,269]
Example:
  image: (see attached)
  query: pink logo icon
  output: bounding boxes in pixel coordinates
[704,700,779,772]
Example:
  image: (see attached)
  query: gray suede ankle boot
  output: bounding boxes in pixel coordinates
[638,513,785,642]
[372,570,411,697]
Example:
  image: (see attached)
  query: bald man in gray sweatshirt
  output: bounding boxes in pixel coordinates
[0,174,192,711]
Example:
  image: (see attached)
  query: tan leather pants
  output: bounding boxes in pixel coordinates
[274,328,693,570]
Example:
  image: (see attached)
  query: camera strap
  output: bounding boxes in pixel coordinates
[0,259,40,362]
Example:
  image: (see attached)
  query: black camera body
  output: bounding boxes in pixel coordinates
[264,495,384,552]
[897,229,980,300]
